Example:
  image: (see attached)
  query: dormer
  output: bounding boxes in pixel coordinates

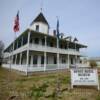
[29,12,49,34]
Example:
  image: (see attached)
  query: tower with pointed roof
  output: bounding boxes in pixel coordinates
[29,12,49,34]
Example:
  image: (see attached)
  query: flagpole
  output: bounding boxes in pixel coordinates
[57,38,59,70]
[73,37,78,68]
[13,10,19,68]
[75,42,77,67]
[67,41,69,68]
[56,17,61,97]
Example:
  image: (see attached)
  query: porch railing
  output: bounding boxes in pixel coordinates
[2,63,89,73]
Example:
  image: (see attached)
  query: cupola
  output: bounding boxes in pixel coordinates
[29,12,49,34]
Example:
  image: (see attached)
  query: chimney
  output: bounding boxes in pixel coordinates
[53,30,56,37]
[60,33,64,39]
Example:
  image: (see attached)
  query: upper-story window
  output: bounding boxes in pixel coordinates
[42,38,45,45]
[36,25,39,32]
[33,55,38,64]
[34,38,39,44]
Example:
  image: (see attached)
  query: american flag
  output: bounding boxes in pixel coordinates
[13,11,19,32]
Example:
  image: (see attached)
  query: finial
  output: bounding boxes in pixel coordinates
[40,7,42,13]
[40,0,43,13]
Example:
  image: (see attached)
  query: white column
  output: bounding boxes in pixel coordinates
[38,55,41,67]
[57,53,59,69]
[44,36,47,71]
[44,52,47,71]
[68,54,70,68]
[20,52,22,65]
[15,54,17,64]
[26,31,31,75]
[32,55,33,66]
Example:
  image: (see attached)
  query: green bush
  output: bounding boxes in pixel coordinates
[81,98,87,100]
[28,82,48,99]
[61,76,70,84]
[89,60,97,68]
[96,95,100,100]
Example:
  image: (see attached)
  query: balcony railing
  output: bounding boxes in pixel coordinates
[2,63,89,73]
[29,43,81,55]
[2,64,69,72]
[4,43,84,58]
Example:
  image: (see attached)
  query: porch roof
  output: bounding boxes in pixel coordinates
[4,28,87,52]
[30,30,87,48]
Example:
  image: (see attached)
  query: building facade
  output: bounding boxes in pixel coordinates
[3,12,87,74]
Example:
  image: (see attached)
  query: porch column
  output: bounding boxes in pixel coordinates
[57,53,59,69]
[44,36,47,71]
[20,52,22,65]
[15,54,17,64]
[75,55,77,65]
[32,55,33,66]
[26,30,31,75]
[75,42,77,67]
[67,54,70,68]
[12,55,14,64]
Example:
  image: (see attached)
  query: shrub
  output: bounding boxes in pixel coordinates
[81,98,87,100]
[96,95,100,100]
[28,82,48,99]
[89,60,97,68]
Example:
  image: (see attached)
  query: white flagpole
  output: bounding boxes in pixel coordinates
[56,17,61,97]
[75,42,77,67]
[57,38,59,70]
[67,41,69,68]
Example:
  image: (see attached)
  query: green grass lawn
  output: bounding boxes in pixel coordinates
[0,67,100,100]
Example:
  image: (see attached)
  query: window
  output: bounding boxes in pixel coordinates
[50,42,53,47]
[41,56,44,64]
[60,44,63,48]
[71,58,73,64]
[30,37,33,43]
[29,56,31,64]
[34,38,39,44]
[54,56,57,64]
[36,25,39,32]
[33,55,38,64]
[62,58,66,63]
[42,38,45,45]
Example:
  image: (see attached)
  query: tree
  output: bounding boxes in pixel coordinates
[89,60,97,68]
[0,40,4,66]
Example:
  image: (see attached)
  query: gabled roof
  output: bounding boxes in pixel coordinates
[30,12,49,26]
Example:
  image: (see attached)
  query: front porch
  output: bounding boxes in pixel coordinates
[3,50,81,73]
[2,63,89,75]
[2,63,68,73]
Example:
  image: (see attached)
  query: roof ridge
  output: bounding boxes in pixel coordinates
[30,12,49,26]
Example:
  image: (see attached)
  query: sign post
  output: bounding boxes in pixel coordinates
[71,68,100,90]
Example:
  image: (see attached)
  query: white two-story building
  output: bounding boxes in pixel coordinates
[3,12,87,75]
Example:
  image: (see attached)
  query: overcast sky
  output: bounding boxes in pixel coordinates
[0,0,100,57]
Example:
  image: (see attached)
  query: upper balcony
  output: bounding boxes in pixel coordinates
[4,29,87,57]
[4,43,83,58]
[29,43,81,55]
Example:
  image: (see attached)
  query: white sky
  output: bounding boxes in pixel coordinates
[0,0,100,57]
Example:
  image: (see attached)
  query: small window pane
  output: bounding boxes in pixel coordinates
[36,25,39,32]
[33,55,38,64]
